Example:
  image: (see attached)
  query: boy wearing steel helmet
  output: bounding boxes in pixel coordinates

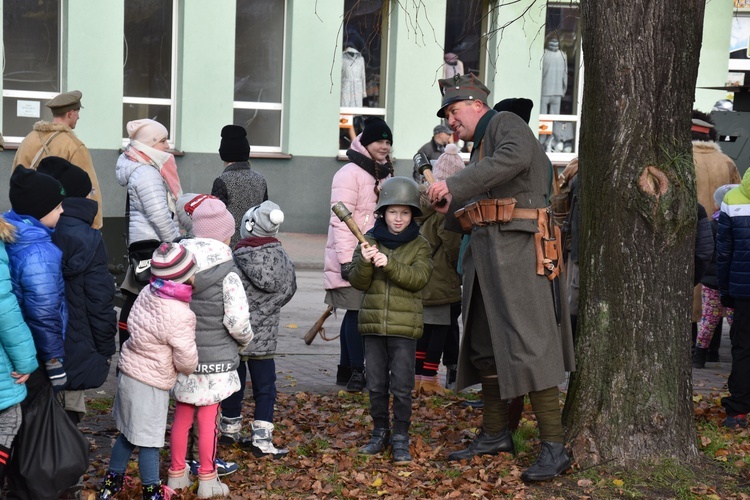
[347,176,433,464]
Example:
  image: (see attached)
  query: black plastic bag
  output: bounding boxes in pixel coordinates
[13,371,90,499]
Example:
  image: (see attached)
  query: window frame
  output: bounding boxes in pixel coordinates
[121,0,178,148]
[337,0,390,157]
[538,2,582,165]
[2,1,63,143]
[232,0,287,154]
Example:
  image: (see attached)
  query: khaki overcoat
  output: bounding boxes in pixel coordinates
[13,121,103,229]
[445,110,575,399]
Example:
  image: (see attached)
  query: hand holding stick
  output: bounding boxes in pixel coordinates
[414,153,446,207]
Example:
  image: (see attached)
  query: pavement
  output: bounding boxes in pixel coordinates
[91,232,732,400]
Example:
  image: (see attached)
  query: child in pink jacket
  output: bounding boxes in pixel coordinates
[98,243,199,500]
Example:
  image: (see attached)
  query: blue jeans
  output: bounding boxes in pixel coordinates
[109,434,160,485]
[339,309,364,369]
[363,336,416,435]
[221,358,277,422]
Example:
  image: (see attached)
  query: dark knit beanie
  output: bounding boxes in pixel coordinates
[493,98,534,125]
[37,156,92,198]
[219,125,251,162]
[360,117,393,147]
[9,166,66,220]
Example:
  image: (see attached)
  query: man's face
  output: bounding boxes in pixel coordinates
[444,100,483,142]
[434,132,452,146]
[67,109,80,129]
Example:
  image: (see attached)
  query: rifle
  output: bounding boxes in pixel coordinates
[303,305,335,345]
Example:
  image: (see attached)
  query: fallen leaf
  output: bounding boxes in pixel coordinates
[613,479,624,487]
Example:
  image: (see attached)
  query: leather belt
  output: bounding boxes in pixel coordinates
[454,198,541,232]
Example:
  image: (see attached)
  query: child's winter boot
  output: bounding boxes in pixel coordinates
[167,466,193,491]
[219,415,242,444]
[244,420,289,458]
[141,481,167,500]
[419,374,446,395]
[97,470,124,500]
[197,471,230,498]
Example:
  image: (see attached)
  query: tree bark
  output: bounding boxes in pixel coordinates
[562,1,705,467]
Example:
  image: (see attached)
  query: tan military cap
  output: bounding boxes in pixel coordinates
[437,74,490,118]
[45,90,83,114]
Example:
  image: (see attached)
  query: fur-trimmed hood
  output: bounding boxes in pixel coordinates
[0,216,16,244]
[692,140,723,154]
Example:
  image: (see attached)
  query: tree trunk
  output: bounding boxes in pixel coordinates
[562,1,705,467]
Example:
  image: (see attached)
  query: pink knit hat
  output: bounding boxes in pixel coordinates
[191,198,235,243]
[126,118,169,147]
[432,143,464,181]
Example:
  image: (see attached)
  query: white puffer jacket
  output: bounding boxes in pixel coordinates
[119,285,198,390]
[116,153,180,244]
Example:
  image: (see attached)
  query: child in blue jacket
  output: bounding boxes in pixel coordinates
[3,166,70,496]
[0,215,38,482]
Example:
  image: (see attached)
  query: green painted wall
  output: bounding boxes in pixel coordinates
[489,1,546,128]
[387,1,448,160]
[284,0,344,157]
[176,0,236,152]
[695,1,733,111]
[64,0,124,149]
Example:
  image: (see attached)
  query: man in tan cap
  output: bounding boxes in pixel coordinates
[13,90,103,229]
[427,74,575,481]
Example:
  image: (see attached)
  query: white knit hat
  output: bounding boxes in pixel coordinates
[127,118,168,147]
[432,143,465,181]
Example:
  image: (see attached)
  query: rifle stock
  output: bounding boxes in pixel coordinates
[304,305,334,345]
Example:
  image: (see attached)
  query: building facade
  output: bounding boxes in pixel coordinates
[0,0,736,258]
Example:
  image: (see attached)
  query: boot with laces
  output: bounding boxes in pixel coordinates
[358,428,390,455]
[521,441,572,482]
[448,429,514,461]
[346,368,366,393]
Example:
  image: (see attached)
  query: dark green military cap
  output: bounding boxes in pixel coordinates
[437,74,490,118]
[45,90,83,114]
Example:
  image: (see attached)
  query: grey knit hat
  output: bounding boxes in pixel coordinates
[241,200,284,238]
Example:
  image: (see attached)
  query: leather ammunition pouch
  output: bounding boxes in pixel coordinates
[455,198,562,279]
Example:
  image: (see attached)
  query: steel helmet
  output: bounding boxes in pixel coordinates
[375,176,423,217]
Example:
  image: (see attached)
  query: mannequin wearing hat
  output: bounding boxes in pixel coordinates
[12,90,104,229]
[443,52,464,79]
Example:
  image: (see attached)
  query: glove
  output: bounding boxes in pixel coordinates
[340,262,353,281]
[45,358,67,393]
[720,294,735,309]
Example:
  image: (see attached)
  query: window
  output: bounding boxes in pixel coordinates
[444,0,485,80]
[2,0,60,139]
[339,0,388,151]
[538,3,582,161]
[234,0,286,152]
[122,0,175,144]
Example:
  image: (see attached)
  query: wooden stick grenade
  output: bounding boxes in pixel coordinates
[303,305,334,345]
[331,201,368,244]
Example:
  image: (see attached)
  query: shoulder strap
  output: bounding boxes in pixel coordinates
[29,131,62,169]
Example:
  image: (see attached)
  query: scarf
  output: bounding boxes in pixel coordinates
[346,149,393,189]
[234,236,279,250]
[126,140,183,212]
[150,278,192,303]
[367,217,421,249]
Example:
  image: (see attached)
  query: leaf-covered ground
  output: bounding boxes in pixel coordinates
[79,389,750,499]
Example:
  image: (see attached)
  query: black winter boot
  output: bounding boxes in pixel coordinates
[692,347,708,369]
[391,434,412,464]
[448,429,514,461]
[141,482,165,500]
[521,441,572,482]
[97,470,125,500]
[359,428,390,455]
[346,368,366,393]
[336,365,352,386]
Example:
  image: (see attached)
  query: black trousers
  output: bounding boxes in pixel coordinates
[723,298,750,416]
